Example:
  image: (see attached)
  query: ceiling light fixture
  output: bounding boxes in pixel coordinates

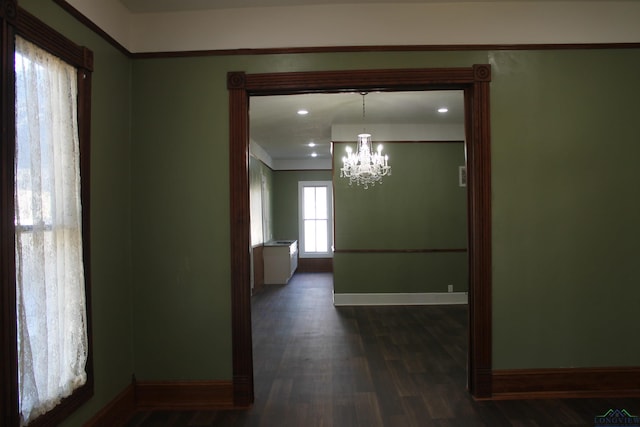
[340,92,391,189]
[297,109,309,115]
[308,142,316,147]
[311,152,318,158]
[438,107,448,113]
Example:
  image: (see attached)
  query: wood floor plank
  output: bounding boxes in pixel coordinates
[422,384,457,420]
[354,392,384,427]
[127,273,640,426]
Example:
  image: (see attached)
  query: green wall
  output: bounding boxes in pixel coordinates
[334,252,468,294]
[490,49,640,368]
[334,143,466,249]
[333,142,468,293]
[21,1,134,426]
[130,56,234,380]
[128,48,640,373]
[18,2,640,424]
[272,169,333,241]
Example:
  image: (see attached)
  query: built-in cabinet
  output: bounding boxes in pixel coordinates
[263,240,298,284]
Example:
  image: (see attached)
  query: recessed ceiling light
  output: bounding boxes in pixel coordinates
[297,109,309,115]
[438,107,449,113]
[311,152,318,157]
[308,142,316,147]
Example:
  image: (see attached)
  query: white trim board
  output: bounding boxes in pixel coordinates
[74,2,640,53]
[333,292,468,306]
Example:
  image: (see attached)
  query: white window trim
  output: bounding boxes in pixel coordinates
[298,181,333,259]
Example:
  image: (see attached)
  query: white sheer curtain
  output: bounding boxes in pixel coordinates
[14,36,88,426]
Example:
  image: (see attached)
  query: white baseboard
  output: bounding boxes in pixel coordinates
[333,292,468,306]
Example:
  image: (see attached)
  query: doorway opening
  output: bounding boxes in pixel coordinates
[228,66,492,405]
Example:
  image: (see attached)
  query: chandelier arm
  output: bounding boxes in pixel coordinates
[339,93,391,189]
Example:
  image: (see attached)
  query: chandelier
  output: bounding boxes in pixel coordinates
[340,93,391,189]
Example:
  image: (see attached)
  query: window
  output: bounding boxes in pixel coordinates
[298,181,333,258]
[14,35,88,427]
[1,10,93,427]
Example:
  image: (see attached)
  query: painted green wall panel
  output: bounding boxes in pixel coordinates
[333,142,468,294]
[490,49,640,368]
[121,46,639,382]
[130,52,481,381]
[272,170,333,240]
[130,58,233,380]
[334,143,467,249]
[225,50,488,75]
[127,49,480,382]
[334,252,468,293]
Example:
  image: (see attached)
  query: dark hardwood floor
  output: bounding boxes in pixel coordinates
[127,273,638,426]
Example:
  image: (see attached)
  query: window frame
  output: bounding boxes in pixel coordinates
[1,6,94,427]
[298,181,333,259]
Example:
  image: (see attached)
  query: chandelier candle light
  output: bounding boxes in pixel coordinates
[340,93,391,189]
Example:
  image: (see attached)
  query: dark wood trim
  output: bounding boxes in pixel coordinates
[229,66,492,400]
[83,383,136,427]
[334,248,467,254]
[228,72,255,407]
[297,257,333,273]
[133,43,640,59]
[16,7,93,71]
[466,63,493,398]
[1,8,95,427]
[491,367,640,400]
[1,6,19,427]
[244,68,482,94]
[77,48,96,421]
[0,0,17,24]
[51,0,130,57]
[81,380,236,426]
[135,381,235,411]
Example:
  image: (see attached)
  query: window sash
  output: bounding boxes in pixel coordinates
[298,181,333,258]
[14,35,89,427]
[303,219,328,253]
[1,9,94,427]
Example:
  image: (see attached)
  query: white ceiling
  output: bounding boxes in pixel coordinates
[114,0,468,166]
[250,91,464,165]
[119,0,603,13]
[73,1,640,54]
[107,0,635,168]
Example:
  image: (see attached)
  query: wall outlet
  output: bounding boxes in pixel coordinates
[448,284,453,293]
